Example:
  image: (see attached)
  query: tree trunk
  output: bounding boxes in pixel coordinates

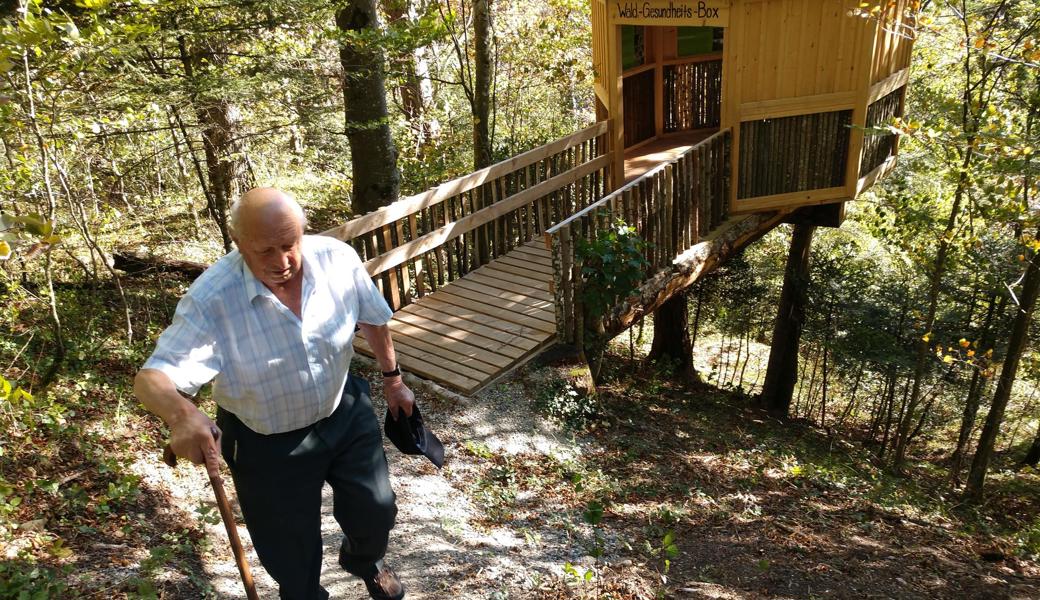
[966,239,1040,499]
[176,36,253,252]
[869,367,895,441]
[337,0,401,215]
[472,0,493,169]
[890,12,999,467]
[835,359,866,431]
[199,100,253,250]
[728,326,744,386]
[647,291,695,378]
[1023,427,1040,467]
[737,328,752,389]
[949,293,1003,482]
[888,375,913,456]
[760,224,816,418]
[690,282,705,347]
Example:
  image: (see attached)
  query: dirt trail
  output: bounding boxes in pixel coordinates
[138,362,1040,600]
[164,368,580,599]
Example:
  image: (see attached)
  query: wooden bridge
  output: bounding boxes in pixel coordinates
[316,1,914,395]
[324,122,771,395]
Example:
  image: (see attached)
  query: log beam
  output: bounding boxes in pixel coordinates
[600,211,787,338]
[113,252,207,279]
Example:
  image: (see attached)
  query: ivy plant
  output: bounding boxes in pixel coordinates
[575,217,650,320]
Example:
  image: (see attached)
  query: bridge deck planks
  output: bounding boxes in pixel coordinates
[354,240,557,395]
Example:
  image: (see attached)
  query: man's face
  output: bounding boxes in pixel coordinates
[235,213,303,289]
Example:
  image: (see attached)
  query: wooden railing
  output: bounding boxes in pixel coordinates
[544,128,731,345]
[664,56,722,133]
[324,122,610,311]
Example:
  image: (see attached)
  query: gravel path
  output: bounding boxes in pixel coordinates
[154,364,580,599]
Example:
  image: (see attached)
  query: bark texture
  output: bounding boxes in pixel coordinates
[177,36,255,252]
[966,246,1040,499]
[760,223,816,418]
[337,0,401,215]
[647,291,694,377]
[472,0,493,169]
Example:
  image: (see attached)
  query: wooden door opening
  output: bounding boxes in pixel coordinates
[621,25,723,150]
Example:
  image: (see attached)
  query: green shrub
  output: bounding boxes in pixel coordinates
[536,375,599,431]
[575,218,649,320]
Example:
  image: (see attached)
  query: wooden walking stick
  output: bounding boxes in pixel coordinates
[164,428,259,600]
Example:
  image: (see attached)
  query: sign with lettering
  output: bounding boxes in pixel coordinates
[612,1,729,26]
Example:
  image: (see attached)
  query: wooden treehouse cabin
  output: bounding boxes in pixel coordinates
[593,0,914,213]
[327,0,916,395]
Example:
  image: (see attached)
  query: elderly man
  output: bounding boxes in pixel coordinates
[135,187,411,600]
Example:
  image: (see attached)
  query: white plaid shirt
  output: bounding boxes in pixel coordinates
[142,235,393,435]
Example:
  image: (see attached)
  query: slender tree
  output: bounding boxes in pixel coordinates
[760,224,816,418]
[337,0,401,214]
[472,0,493,169]
[890,2,1018,468]
[966,234,1040,499]
[176,33,255,252]
[383,0,433,157]
[949,292,1003,483]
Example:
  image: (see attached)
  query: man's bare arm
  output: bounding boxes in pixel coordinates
[134,368,220,467]
[357,323,415,419]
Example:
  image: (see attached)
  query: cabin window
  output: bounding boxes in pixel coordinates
[622,25,645,71]
[677,27,723,56]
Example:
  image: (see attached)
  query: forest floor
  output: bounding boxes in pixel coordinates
[4,308,1040,598]
[55,352,1038,599]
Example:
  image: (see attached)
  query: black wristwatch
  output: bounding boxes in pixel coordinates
[382,364,401,378]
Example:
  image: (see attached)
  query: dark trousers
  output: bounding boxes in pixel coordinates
[217,376,397,600]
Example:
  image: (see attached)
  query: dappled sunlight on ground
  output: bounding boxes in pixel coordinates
[45,345,1039,599]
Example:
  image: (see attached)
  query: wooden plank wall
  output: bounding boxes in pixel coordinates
[726,0,876,212]
[623,69,656,147]
[590,0,916,212]
[870,0,915,86]
[731,0,872,103]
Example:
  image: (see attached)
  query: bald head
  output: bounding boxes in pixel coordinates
[230,188,307,290]
[229,187,307,240]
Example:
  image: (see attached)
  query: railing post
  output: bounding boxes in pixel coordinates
[664,163,674,264]
[558,226,574,344]
[721,130,731,222]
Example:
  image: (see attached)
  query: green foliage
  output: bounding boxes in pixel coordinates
[0,374,72,437]
[1018,515,1040,559]
[0,213,61,262]
[575,218,649,320]
[582,500,604,525]
[562,560,595,583]
[0,561,69,600]
[535,374,599,431]
[469,450,520,523]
